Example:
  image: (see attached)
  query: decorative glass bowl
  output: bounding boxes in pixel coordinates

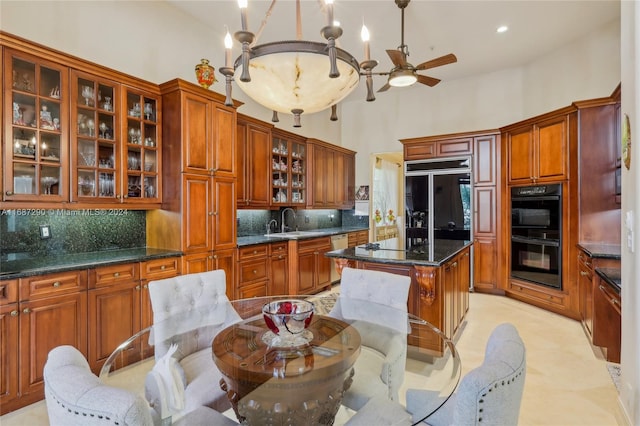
[262,300,314,347]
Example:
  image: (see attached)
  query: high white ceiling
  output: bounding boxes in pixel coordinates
[166,0,620,98]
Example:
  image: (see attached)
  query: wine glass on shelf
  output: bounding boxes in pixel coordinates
[99,122,108,138]
[86,118,95,137]
[144,103,153,120]
[103,96,112,111]
[41,177,58,195]
[81,86,93,106]
[129,128,137,143]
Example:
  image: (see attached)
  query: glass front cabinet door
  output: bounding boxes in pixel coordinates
[3,49,69,201]
[71,70,120,202]
[122,88,160,203]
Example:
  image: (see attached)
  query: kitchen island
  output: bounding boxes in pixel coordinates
[326,238,472,346]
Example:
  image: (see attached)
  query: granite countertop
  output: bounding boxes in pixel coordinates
[237,226,369,247]
[0,248,183,280]
[595,267,622,294]
[577,242,621,259]
[325,238,473,267]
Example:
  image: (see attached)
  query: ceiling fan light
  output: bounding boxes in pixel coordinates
[388,69,417,87]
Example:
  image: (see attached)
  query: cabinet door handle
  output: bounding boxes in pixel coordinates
[580,271,588,276]
[160,265,166,270]
[10,310,19,317]
[253,269,258,274]
[143,284,148,289]
[135,285,141,290]
[52,281,61,287]
[113,272,120,278]
[5,191,14,196]
[213,255,218,259]
[22,308,31,314]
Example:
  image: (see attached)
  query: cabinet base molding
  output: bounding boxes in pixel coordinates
[506,279,580,320]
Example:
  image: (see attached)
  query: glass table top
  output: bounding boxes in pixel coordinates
[100,294,460,425]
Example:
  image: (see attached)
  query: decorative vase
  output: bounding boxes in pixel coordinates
[195,59,216,89]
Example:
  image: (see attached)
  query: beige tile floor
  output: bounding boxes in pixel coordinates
[0,292,623,425]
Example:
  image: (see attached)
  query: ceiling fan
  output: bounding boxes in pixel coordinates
[375,0,458,93]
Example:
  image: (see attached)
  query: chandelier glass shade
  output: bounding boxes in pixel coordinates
[234,41,361,115]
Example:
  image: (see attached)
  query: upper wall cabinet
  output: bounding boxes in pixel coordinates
[237,114,272,208]
[306,138,355,209]
[3,49,69,202]
[503,108,575,185]
[1,33,163,209]
[272,128,307,207]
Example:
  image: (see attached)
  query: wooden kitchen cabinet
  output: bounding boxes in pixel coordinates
[269,242,289,295]
[3,48,69,202]
[402,135,472,160]
[2,34,163,209]
[593,275,621,363]
[180,249,236,298]
[148,79,238,274]
[271,128,307,206]
[503,108,574,185]
[237,113,272,208]
[577,250,595,339]
[306,138,355,209]
[348,230,369,248]
[237,244,269,298]
[0,271,87,414]
[88,263,143,373]
[288,237,332,294]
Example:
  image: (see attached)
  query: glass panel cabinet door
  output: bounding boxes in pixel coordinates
[290,141,306,205]
[3,50,68,201]
[71,71,120,201]
[122,89,160,203]
[271,136,289,205]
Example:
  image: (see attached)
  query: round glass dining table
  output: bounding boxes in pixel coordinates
[100,294,460,426]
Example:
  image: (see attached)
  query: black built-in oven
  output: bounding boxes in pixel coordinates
[511,184,562,289]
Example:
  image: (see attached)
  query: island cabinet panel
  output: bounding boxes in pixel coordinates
[592,276,621,363]
[340,244,471,354]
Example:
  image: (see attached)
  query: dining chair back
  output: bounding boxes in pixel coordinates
[407,322,527,425]
[329,267,411,410]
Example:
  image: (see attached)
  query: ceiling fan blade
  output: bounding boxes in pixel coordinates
[377,83,392,93]
[386,49,407,67]
[415,53,457,71]
[417,74,441,87]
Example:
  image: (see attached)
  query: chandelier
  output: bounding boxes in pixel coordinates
[219,0,378,127]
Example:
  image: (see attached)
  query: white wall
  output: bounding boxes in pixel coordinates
[620,1,639,423]
[341,19,620,184]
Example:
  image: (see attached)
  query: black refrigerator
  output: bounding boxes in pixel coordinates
[405,157,472,250]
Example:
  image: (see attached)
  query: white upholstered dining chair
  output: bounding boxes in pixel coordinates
[329,266,411,411]
[44,345,237,426]
[346,322,527,426]
[145,270,241,422]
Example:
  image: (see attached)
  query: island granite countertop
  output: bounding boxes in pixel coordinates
[325,238,472,267]
[0,248,184,280]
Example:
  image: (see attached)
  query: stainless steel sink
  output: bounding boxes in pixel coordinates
[263,231,326,239]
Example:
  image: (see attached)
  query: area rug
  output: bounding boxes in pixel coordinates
[606,362,621,393]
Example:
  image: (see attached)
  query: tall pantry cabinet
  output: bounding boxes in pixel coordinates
[147,79,239,297]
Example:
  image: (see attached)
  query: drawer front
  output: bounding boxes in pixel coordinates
[236,280,268,299]
[0,280,18,304]
[238,259,269,284]
[141,257,181,280]
[238,244,269,260]
[297,237,331,253]
[91,263,140,288]
[270,242,288,256]
[20,270,87,300]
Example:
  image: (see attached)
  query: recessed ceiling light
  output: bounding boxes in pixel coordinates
[497,25,509,33]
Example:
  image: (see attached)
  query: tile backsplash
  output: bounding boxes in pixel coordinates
[0,209,146,261]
